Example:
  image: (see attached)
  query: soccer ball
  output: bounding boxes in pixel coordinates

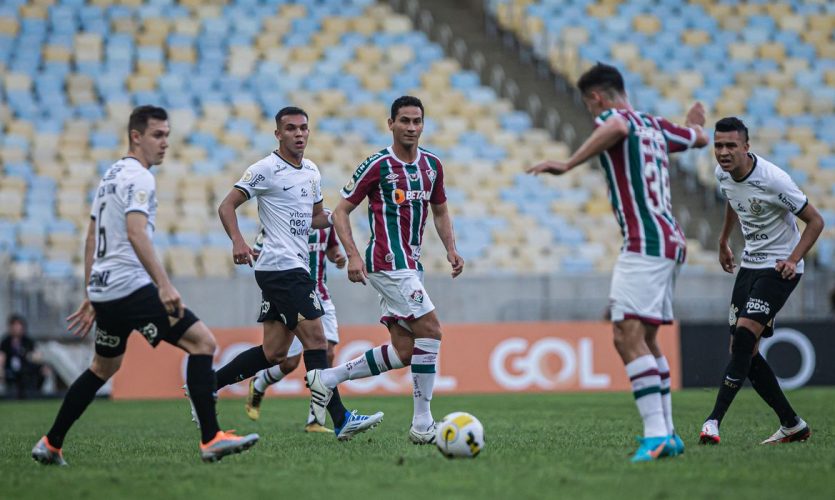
[435,412,484,459]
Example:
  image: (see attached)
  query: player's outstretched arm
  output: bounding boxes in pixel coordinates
[126,212,183,318]
[776,202,825,280]
[527,115,629,176]
[684,102,709,148]
[718,201,739,274]
[66,220,97,338]
[333,198,367,284]
[431,202,464,278]
[218,188,258,267]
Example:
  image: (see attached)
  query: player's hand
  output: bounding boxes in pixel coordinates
[447,250,464,278]
[686,102,706,128]
[775,259,797,280]
[66,299,96,338]
[526,161,570,176]
[232,238,257,267]
[331,251,347,269]
[719,242,736,273]
[347,255,368,285]
[159,282,184,318]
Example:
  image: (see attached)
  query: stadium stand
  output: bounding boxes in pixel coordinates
[0,0,722,282]
[488,0,835,267]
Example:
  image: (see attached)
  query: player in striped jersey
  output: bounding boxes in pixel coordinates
[245,227,346,433]
[306,96,464,445]
[528,63,708,462]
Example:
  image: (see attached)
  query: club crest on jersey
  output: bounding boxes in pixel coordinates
[260,300,271,315]
[426,169,436,181]
[140,323,158,343]
[410,289,424,304]
[385,253,395,263]
[748,198,763,215]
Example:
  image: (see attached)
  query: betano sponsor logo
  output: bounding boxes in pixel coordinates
[392,189,431,205]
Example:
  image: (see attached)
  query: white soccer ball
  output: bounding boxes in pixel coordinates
[435,412,484,459]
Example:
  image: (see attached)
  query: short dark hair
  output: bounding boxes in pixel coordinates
[576,62,625,96]
[275,106,308,127]
[7,313,26,328]
[714,117,749,142]
[128,105,168,142]
[390,95,424,120]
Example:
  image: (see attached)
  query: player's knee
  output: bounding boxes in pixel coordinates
[735,317,764,336]
[263,348,287,366]
[90,357,121,380]
[413,316,442,340]
[193,333,217,356]
[282,354,301,373]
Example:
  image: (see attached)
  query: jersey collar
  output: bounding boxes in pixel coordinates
[732,153,758,183]
[273,150,303,170]
[387,146,421,166]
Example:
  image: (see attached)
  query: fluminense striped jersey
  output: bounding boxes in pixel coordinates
[342,146,447,272]
[596,108,697,262]
[309,227,339,300]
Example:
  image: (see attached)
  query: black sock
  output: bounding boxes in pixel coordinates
[304,349,347,428]
[46,369,106,449]
[707,326,757,425]
[749,353,799,428]
[187,355,221,443]
[215,345,271,389]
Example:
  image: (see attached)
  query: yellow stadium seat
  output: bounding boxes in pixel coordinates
[759,42,786,62]
[611,43,639,64]
[587,3,615,18]
[173,17,200,37]
[808,15,834,32]
[818,42,835,59]
[776,14,805,32]
[383,14,411,34]
[633,14,661,35]
[561,26,589,46]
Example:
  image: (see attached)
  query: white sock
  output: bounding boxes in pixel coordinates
[411,338,440,429]
[320,344,404,389]
[626,355,667,438]
[253,365,286,393]
[656,356,675,435]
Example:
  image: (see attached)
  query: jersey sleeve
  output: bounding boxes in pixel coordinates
[124,170,156,216]
[770,168,808,215]
[233,160,272,199]
[90,182,102,219]
[314,171,323,204]
[430,160,447,204]
[326,227,339,249]
[342,155,381,205]
[656,116,697,153]
[594,108,629,129]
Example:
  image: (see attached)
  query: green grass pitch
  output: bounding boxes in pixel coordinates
[1,388,833,500]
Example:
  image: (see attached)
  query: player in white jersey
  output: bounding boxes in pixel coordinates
[32,106,258,466]
[214,106,382,440]
[700,117,823,446]
[244,226,346,433]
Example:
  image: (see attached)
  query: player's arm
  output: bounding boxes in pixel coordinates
[718,201,739,274]
[126,211,183,317]
[431,202,464,278]
[683,102,709,148]
[218,188,258,266]
[66,219,97,337]
[325,229,346,268]
[777,203,824,280]
[311,201,332,229]
[333,198,367,284]
[527,115,629,175]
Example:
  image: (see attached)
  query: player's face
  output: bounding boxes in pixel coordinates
[275,114,309,159]
[714,131,749,172]
[133,119,169,166]
[388,106,423,149]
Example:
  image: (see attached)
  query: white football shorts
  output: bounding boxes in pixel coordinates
[609,252,680,325]
[368,269,435,327]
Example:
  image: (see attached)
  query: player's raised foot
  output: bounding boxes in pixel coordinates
[199,430,259,463]
[334,410,384,441]
[761,417,811,445]
[245,379,264,421]
[630,436,668,463]
[32,436,67,466]
[699,419,720,445]
[304,422,334,434]
[182,384,200,428]
[409,422,438,445]
[660,433,685,458]
[304,369,333,426]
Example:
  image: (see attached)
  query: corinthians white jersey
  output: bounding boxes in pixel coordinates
[88,157,157,301]
[715,153,808,273]
[234,152,323,272]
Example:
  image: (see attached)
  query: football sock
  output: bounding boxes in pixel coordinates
[304,349,347,428]
[655,355,675,435]
[748,352,799,428]
[320,344,405,389]
[46,369,106,449]
[707,326,757,425]
[254,364,287,394]
[625,355,667,438]
[186,355,221,444]
[411,338,440,429]
[215,345,271,389]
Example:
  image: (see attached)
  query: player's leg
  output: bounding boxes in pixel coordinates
[215,318,292,390]
[247,336,302,421]
[318,323,410,388]
[405,310,443,444]
[34,351,122,466]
